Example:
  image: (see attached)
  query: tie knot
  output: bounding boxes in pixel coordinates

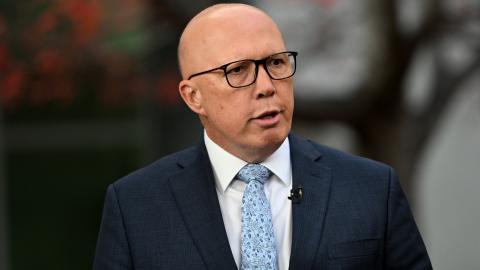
[237,164,271,185]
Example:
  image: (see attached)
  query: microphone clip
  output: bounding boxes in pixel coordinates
[288,185,303,204]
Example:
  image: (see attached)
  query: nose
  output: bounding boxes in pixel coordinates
[254,64,276,98]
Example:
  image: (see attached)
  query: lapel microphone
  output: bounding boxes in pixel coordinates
[288,185,303,204]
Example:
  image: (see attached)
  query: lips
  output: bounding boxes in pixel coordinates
[256,110,279,119]
[252,110,281,126]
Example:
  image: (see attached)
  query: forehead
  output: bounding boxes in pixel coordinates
[184,6,286,68]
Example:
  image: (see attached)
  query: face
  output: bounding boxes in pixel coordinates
[179,6,294,162]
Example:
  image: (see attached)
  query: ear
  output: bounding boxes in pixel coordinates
[178,80,206,115]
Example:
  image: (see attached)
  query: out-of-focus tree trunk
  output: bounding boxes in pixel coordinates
[294,0,480,199]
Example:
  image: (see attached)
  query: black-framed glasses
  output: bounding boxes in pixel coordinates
[188,51,298,88]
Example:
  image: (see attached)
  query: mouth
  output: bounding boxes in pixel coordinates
[255,110,280,120]
[252,110,281,126]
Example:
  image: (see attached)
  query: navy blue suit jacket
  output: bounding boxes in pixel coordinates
[93,134,432,269]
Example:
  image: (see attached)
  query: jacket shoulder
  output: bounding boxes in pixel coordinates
[111,145,200,191]
[291,134,393,179]
[316,141,390,170]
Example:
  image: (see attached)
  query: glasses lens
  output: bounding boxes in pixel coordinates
[266,52,296,79]
[225,60,256,87]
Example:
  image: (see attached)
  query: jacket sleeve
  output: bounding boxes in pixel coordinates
[385,168,433,269]
[93,184,133,270]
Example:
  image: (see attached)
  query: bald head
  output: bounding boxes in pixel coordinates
[177,4,285,79]
[176,4,294,162]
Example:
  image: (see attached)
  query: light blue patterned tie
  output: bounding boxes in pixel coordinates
[237,164,278,270]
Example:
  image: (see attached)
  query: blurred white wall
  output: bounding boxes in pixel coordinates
[415,71,480,270]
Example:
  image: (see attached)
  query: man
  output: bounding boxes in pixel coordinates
[93,3,432,270]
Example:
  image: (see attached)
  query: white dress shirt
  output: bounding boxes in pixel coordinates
[204,131,293,270]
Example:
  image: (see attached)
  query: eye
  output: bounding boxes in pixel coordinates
[228,66,244,74]
[226,62,250,75]
[268,57,286,68]
[271,59,284,65]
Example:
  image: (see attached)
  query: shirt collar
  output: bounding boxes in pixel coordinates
[204,130,292,194]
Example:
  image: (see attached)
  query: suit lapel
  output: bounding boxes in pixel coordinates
[288,135,332,270]
[168,144,237,270]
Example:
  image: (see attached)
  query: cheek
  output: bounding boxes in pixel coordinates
[205,92,243,125]
[278,85,294,108]
[199,80,229,112]
[216,97,250,129]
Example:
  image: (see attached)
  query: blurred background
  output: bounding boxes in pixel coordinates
[0,0,479,269]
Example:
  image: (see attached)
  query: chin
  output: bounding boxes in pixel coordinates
[237,131,288,163]
[257,129,288,149]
